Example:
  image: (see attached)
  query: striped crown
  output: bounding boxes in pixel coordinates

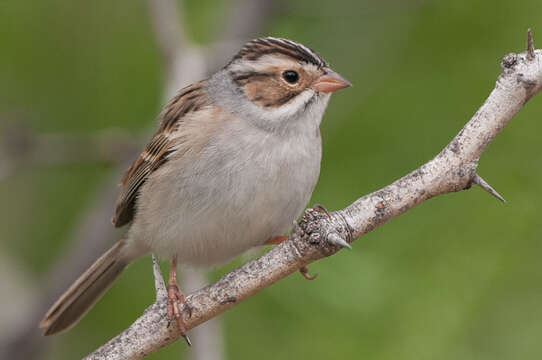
[230,37,327,68]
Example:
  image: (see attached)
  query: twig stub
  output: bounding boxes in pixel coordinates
[527,28,535,61]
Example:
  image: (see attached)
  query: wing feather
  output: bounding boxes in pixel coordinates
[112,82,207,227]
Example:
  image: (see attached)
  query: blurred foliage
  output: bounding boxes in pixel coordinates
[2,0,542,359]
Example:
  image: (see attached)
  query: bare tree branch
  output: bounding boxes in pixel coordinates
[220,0,273,41]
[0,126,140,179]
[146,0,206,99]
[84,31,542,360]
[204,0,276,73]
[146,0,189,72]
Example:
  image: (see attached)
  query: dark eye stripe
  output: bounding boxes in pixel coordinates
[233,72,273,81]
[231,71,274,85]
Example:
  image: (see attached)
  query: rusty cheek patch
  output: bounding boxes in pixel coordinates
[244,77,301,108]
[242,67,316,108]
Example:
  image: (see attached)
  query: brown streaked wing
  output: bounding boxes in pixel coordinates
[112,82,208,227]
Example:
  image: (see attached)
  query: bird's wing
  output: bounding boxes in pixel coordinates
[112,82,208,227]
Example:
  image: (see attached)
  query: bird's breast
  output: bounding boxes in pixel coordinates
[131,118,322,267]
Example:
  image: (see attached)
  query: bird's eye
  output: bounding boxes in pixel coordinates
[282,70,299,84]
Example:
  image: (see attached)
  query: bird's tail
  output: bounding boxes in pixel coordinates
[40,240,129,335]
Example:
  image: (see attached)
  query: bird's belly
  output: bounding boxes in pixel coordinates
[132,131,322,267]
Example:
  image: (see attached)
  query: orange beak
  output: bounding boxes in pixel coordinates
[311,69,352,93]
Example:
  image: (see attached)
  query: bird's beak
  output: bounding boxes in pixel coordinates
[311,69,352,93]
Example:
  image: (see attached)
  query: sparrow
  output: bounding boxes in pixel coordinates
[40,37,351,343]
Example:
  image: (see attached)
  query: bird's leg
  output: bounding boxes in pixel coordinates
[167,256,192,346]
[264,235,318,280]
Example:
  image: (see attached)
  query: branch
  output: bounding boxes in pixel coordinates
[146,0,207,99]
[146,0,188,72]
[0,126,140,180]
[219,0,274,42]
[84,32,542,359]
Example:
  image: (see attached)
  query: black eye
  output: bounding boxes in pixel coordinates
[282,70,299,84]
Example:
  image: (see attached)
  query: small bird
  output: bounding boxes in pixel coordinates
[40,37,351,342]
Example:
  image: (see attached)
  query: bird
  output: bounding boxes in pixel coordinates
[39,37,351,343]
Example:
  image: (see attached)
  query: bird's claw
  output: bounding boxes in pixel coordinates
[167,283,192,346]
[299,266,318,280]
[313,203,331,219]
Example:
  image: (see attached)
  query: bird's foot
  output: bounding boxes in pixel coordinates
[167,282,192,346]
[167,256,192,346]
[299,265,318,280]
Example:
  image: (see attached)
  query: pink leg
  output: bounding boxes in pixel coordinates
[167,256,192,346]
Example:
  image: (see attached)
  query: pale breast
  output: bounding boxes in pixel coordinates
[129,113,322,267]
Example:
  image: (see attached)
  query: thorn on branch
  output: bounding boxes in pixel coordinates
[472,174,506,203]
[527,28,535,61]
[327,232,352,250]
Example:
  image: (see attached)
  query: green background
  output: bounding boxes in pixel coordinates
[2,0,542,359]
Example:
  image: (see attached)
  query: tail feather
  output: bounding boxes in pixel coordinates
[40,241,128,335]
